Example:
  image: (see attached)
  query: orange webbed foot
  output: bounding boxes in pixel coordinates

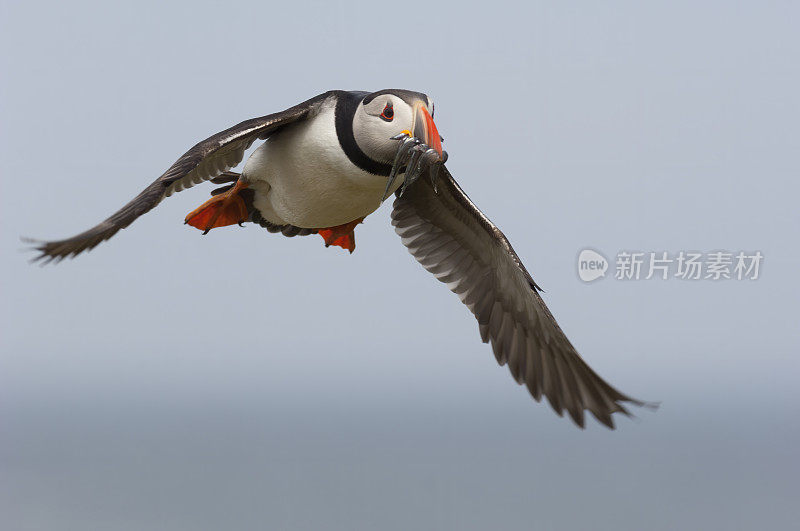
[318,218,364,253]
[185,180,249,234]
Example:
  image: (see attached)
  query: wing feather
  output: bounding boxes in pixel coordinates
[391,166,654,429]
[30,91,335,263]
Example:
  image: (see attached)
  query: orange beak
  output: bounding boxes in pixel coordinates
[412,103,443,157]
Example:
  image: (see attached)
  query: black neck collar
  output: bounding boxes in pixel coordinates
[334,91,392,177]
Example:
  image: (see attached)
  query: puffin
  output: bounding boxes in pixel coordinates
[30,89,654,429]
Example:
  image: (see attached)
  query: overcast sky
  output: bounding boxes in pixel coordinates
[1,1,798,529]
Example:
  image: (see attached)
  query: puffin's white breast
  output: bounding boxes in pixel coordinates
[241,100,402,228]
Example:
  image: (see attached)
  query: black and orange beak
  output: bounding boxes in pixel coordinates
[412,102,443,157]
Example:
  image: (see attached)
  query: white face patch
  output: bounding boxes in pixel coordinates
[352,95,416,163]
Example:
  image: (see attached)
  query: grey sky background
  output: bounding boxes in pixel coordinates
[1,1,798,529]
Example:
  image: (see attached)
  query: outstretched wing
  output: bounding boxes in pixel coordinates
[391,166,652,429]
[29,91,335,263]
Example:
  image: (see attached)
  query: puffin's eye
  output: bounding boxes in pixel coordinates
[380,103,394,121]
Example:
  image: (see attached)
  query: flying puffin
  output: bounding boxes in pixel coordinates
[30,89,653,429]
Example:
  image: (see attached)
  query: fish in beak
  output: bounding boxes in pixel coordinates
[382,101,446,201]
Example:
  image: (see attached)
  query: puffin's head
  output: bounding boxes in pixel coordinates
[352,89,443,164]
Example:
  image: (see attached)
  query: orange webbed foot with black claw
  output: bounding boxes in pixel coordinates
[185,180,249,234]
[318,218,364,253]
